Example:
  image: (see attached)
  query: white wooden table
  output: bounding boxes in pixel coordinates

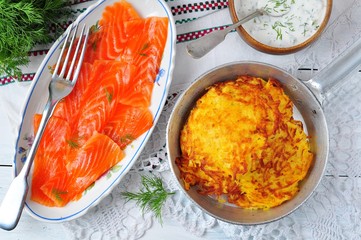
[0,0,360,238]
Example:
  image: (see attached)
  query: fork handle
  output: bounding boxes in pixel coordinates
[0,98,56,230]
[0,170,28,230]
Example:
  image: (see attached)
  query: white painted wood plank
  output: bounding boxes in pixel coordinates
[0,101,16,167]
[0,167,68,239]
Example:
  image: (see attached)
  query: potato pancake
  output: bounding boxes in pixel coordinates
[176,75,313,209]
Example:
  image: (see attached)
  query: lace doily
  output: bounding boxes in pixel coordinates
[56,0,361,239]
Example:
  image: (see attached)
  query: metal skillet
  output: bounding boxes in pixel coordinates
[166,37,361,224]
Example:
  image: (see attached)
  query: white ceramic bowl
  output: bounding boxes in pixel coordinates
[228,0,332,54]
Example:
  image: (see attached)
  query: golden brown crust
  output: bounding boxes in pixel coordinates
[177,76,313,209]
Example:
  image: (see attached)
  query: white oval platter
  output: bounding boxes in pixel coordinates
[13,0,176,222]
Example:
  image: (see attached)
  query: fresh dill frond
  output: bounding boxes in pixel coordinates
[121,175,175,224]
[0,0,72,79]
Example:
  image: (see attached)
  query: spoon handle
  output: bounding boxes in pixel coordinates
[186,10,263,59]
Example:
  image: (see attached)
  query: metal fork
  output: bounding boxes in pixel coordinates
[0,22,90,231]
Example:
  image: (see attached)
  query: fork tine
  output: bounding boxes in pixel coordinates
[66,24,89,82]
[52,24,73,79]
[58,23,79,79]
[71,25,90,84]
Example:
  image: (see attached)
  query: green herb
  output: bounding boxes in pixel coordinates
[52,188,68,202]
[106,164,122,179]
[284,14,296,32]
[266,0,294,14]
[263,4,272,14]
[301,22,309,36]
[138,42,150,56]
[265,1,298,41]
[105,88,113,103]
[0,0,72,79]
[84,182,95,195]
[275,28,282,40]
[140,42,150,51]
[285,21,295,32]
[121,175,175,224]
[89,21,101,51]
[66,139,80,149]
[312,20,320,30]
[111,164,122,172]
[120,134,134,143]
[66,139,79,148]
[90,20,100,34]
[66,135,83,148]
[272,21,286,40]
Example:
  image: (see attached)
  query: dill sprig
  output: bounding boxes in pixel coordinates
[264,0,292,14]
[0,0,72,79]
[272,21,286,40]
[121,175,175,224]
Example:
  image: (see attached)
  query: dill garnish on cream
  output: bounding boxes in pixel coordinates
[237,0,327,48]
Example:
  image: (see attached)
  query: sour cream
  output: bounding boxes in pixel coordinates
[236,0,328,48]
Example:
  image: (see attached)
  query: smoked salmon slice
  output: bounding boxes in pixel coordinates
[33,113,42,136]
[119,78,154,107]
[66,132,124,189]
[31,116,72,206]
[98,0,141,60]
[40,132,124,207]
[122,17,168,69]
[75,76,119,143]
[118,17,169,107]
[103,104,153,149]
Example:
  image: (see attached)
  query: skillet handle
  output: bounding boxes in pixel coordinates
[304,37,361,105]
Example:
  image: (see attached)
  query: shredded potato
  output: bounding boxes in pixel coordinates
[176,76,313,210]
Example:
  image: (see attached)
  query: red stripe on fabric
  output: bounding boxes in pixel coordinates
[70,0,93,4]
[176,26,228,43]
[171,0,228,15]
[0,73,35,85]
[28,49,49,57]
